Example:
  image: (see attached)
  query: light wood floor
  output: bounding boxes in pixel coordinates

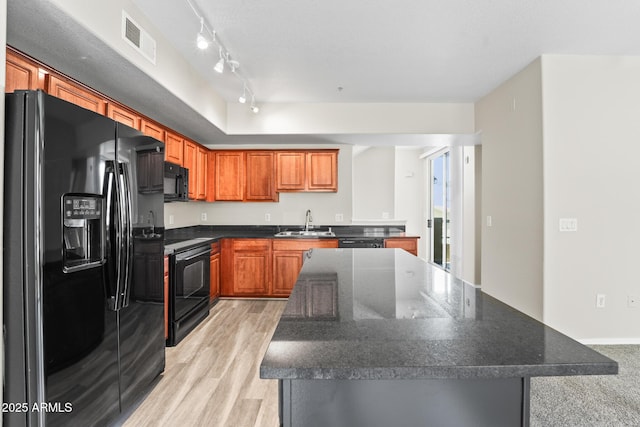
[122,299,286,427]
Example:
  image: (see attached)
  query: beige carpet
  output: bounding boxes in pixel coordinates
[530,345,640,427]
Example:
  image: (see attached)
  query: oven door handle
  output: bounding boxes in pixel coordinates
[175,246,211,262]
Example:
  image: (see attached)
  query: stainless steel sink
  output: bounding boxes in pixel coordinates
[274,230,336,238]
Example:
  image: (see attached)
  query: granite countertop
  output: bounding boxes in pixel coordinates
[163,225,419,254]
[260,248,618,381]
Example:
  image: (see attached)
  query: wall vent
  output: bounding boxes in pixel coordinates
[122,11,156,65]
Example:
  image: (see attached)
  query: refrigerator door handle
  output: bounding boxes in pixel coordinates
[118,162,133,308]
[104,161,121,311]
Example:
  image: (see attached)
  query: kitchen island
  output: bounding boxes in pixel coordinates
[260,248,618,427]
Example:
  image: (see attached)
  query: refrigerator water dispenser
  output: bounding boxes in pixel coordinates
[62,194,104,272]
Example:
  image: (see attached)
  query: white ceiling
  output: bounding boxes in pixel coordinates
[131,0,640,104]
[7,0,640,146]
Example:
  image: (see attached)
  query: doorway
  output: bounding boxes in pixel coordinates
[428,150,451,271]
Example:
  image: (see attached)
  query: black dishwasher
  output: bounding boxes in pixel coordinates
[338,238,384,248]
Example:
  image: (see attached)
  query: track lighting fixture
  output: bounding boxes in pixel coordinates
[250,96,259,114]
[214,50,225,73]
[196,17,209,50]
[186,0,258,112]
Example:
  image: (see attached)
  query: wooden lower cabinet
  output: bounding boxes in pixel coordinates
[272,239,338,297]
[220,238,338,297]
[221,239,271,297]
[210,242,221,301]
[384,237,419,256]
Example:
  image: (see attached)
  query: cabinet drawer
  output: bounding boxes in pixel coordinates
[272,239,338,251]
[233,239,271,251]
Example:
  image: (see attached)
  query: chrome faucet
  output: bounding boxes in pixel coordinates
[147,210,156,235]
[304,209,313,231]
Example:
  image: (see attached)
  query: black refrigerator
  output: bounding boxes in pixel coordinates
[3,91,166,426]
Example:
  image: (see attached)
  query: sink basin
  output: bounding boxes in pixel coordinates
[274,230,336,238]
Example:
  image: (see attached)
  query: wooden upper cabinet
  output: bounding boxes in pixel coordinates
[107,103,140,129]
[196,146,208,200]
[276,150,338,192]
[276,152,306,191]
[47,75,106,114]
[206,150,216,202]
[165,131,184,165]
[307,151,338,191]
[183,140,198,200]
[6,48,46,92]
[246,152,277,201]
[215,151,245,201]
[140,119,165,142]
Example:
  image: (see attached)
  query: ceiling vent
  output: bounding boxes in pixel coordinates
[122,11,156,64]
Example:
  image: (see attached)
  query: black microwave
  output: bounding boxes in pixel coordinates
[164,161,189,202]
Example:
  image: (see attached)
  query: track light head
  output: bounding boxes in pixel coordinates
[196,17,208,50]
[214,57,224,73]
[197,33,209,50]
[239,94,247,104]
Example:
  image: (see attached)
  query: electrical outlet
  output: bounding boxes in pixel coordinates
[559,218,578,232]
[201,212,207,221]
[628,295,638,308]
[596,294,606,308]
[335,213,344,222]
[486,216,492,227]
[382,212,390,219]
[168,215,174,225]
[265,213,271,222]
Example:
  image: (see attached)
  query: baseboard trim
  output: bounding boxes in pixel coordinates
[579,338,640,345]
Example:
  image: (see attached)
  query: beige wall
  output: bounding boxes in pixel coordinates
[542,55,640,342]
[476,58,545,321]
[353,147,395,221]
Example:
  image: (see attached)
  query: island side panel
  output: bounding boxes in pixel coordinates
[281,377,530,427]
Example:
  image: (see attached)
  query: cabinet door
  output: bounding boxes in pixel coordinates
[246,152,276,201]
[165,131,184,165]
[140,119,165,142]
[47,75,106,114]
[272,251,304,296]
[205,151,216,202]
[137,151,164,193]
[6,49,45,92]
[107,103,140,129]
[384,238,418,256]
[276,152,306,191]
[215,152,244,201]
[307,151,338,191]
[196,146,208,200]
[183,141,197,199]
[210,253,220,301]
[230,240,270,296]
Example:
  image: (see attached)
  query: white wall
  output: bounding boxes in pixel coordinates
[462,145,481,285]
[394,147,424,236]
[47,0,228,130]
[476,59,545,321]
[353,147,395,221]
[542,55,640,342]
[227,102,475,135]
